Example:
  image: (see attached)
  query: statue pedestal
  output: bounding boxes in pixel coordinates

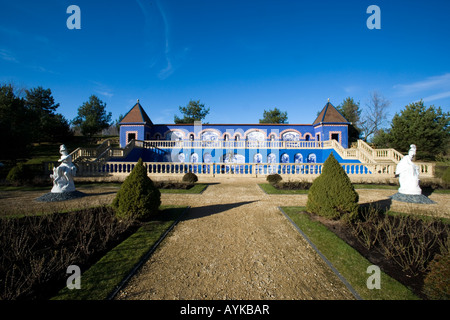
[390,193,436,204]
[36,190,85,202]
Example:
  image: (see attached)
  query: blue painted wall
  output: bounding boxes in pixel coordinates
[111,147,361,164]
[119,124,151,147]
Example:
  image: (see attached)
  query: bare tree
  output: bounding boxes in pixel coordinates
[360,91,390,142]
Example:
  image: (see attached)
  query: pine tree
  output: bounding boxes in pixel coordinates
[307,153,359,220]
[259,107,288,124]
[174,100,210,124]
[372,100,449,160]
[112,159,161,220]
[337,97,362,143]
[72,95,112,138]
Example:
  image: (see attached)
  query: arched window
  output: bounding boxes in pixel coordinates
[253,153,263,163]
[203,153,212,163]
[190,153,199,163]
[308,153,316,163]
[189,133,195,141]
[267,153,276,163]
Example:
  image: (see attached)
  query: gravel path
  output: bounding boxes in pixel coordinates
[116,178,355,300]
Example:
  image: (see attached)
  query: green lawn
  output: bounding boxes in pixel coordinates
[52,205,188,300]
[260,183,400,195]
[259,183,309,194]
[159,183,207,194]
[280,206,419,300]
[0,182,207,194]
[261,182,448,195]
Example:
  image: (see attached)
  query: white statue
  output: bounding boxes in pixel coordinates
[50,145,77,193]
[395,144,421,195]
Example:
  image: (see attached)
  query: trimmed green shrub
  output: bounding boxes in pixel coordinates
[112,159,161,220]
[6,163,31,185]
[274,181,312,190]
[442,166,450,187]
[306,153,359,220]
[182,172,198,183]
[266,173,282,185]
[423,246,450,300]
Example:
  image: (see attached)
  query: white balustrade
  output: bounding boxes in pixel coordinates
[71,161,435,178]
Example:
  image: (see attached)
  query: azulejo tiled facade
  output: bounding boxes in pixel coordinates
[117,100,360,164]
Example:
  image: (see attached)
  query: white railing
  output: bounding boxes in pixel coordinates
[72,161,435,178]
[142,140,327,149]
[69,138,116,162]
[357,140,404,164]
[70,138,410,171]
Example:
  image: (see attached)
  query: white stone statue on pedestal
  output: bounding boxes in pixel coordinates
[50,144,77,193]
[395,144,421,195]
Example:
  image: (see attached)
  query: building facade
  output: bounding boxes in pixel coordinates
[117,100,359,165]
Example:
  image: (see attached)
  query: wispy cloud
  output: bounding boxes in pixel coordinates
[0,25,49,45]
[0,48,19,63]
[422,91,450,103]
[343,85,361,94]
[30,65,58,75]
[92,81,114,98]
[136,0,190,80]
[394,73,450,96]
[152,107,177,123]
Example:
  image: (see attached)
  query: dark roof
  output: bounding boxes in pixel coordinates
[120,100,153,125]
[313,101,349,125]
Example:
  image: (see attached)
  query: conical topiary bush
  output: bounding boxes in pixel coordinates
[306,153,359,220]
[112,158,161,220]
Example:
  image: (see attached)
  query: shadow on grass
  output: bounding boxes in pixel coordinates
[359,198,393,213]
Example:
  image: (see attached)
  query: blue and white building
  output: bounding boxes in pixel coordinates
[117,99,359,165]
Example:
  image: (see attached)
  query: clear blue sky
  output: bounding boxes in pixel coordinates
[1,0,449,125]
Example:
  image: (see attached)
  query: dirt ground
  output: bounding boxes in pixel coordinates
[0,186,120,216]
[114,178,448,300]
[116,177,355,300]
[1,177,448,300]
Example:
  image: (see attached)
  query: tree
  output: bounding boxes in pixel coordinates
[360,92,390,142]
[0,84,32,161]
[372,100,449,161]
[259,107,288,124]
[174,100,210,124]
[337,97,362,143]
[25,86,72,143]
[112,158,161,220]
[72,95,112,138]
[306,153,359,221]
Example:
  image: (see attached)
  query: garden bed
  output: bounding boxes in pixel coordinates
[284,207,449,299]
[0,205,186,300]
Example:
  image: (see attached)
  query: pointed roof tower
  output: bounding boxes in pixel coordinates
[120,99,153,125]
[313,99,349,125]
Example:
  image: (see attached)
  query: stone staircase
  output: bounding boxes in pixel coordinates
[328,139,404,165]
[69,138,165,163]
